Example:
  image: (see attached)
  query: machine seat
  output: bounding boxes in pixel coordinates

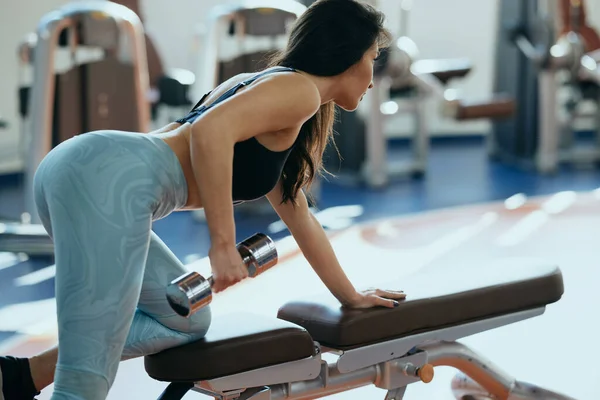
[411,58,473,84]
[454,94,516,121]
[277,259,563,349]
[144,314,315,382]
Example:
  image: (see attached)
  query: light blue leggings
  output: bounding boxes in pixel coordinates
[32,131,211,400]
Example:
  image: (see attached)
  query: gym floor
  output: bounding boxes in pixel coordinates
[1,137,599,399]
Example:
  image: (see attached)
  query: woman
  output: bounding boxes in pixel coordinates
[0,0,406,399]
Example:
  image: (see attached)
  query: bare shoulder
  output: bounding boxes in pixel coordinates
[248,69,322,121]
[263,69,320,97]
[190,68,323,145]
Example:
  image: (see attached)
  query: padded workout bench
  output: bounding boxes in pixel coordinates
[145,260,570,400]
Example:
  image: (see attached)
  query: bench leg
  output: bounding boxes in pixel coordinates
[420,341,576,400]
[451,372,578,400]
[157,382,194,400]
[385,387,407,400]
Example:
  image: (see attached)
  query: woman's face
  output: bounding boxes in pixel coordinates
[334,42,380,111]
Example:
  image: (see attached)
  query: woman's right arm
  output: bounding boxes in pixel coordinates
[189,73,321,292]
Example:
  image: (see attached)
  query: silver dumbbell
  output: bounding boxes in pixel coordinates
[166,233,278,317]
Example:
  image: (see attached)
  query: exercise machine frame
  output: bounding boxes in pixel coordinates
[489,0,600,173]
[0,1,150,256]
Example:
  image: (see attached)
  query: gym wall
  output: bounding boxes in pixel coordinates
[1,0,599,174]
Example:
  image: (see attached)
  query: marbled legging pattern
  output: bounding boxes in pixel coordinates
[32,131,211,400]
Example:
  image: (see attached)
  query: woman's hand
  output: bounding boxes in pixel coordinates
[344,288,407,309]
[208,244,249,293]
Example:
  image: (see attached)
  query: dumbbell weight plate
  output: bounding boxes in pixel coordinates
[166,271,212,317]
[166,233,278,317]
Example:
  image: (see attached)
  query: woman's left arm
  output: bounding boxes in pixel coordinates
[266,183,405,308]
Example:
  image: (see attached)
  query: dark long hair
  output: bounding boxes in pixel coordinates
[267,0,391,205]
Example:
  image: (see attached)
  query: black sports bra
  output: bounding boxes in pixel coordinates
[175,67,299,204]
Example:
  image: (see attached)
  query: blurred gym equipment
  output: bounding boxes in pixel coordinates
[191,0,306,99]
[370,1,514,186]
[491,0,600,173]
[145,259,573,400]
[0,0,151,256]
[325,0,515,187]
[113,0,198,122]
[364,52,513,186]
[189,1,307,221]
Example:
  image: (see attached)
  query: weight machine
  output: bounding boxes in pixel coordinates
[359,0,514,187]
[490,0,600,173]
[0,1,151,256]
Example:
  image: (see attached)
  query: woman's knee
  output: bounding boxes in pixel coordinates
[154,303,212,336]
[185,305,212,336]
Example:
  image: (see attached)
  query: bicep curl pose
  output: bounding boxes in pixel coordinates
[0,1,405,399]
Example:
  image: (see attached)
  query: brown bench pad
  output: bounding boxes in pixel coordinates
[144,313,315,382]
[277,259,563,350]
[454,94,516,120]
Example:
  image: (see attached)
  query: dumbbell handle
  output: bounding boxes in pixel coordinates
[166,233,278,317]
[202,253,253,287]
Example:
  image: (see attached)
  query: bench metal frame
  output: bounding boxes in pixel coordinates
[153,306,575,400]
